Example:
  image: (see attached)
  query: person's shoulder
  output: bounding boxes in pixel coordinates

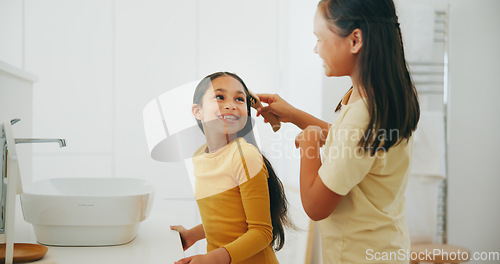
[193,144,207,157]
[230,138,265,179]
[230,138,262,162]
[341,99,370,128]
[237,137,261,154]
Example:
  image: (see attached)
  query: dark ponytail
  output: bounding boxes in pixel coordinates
[193,72,291,251]
[262,155,290,251]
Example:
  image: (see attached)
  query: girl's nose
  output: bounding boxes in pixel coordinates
[314,44,318,54]
[223,102,236,110]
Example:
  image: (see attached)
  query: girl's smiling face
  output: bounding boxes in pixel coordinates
[193,75,249,139]
[313,7,358,77]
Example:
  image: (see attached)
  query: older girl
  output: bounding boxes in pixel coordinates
[258,0,419,263]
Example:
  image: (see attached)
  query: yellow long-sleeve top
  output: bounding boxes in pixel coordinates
[192,137,279,264]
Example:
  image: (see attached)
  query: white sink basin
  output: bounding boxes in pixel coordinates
[20,178,155,246]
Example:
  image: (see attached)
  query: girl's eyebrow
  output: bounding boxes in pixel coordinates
[214,88,245,95]
[213,88,226,93]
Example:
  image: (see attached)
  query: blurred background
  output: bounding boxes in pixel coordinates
[1,0,499,263]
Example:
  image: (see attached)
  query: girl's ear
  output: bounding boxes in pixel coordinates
[192,104,203,120]
[350,28,363,54]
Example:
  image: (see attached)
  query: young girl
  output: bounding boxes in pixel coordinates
[257,0,419,263]
[171,72,289,264]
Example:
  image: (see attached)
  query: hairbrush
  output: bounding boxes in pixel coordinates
[248,91,281,132]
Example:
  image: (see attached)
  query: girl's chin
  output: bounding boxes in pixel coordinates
[322,64,333,76]
[224,126,245,135]
[323,67,342,77]
[324,72,334,77]
[217,124,246,136]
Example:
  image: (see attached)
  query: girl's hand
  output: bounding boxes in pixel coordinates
[170,225,197,251]
[174,254,208,264]
[295,125,328,149]
[256,94,297,124]
[174,248,231,264]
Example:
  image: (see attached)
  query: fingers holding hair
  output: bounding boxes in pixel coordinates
[256,93,279,105]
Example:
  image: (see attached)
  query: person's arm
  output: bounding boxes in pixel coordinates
[220,146,274,263]
[257,94,331,131]
[222,171,274,262]
[295,126,343,221]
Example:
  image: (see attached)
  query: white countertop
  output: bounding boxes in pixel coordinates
[10,198,188,264]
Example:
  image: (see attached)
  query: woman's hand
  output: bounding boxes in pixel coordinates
[256,94,297,124]
[174,248,231,264]
[257,94,331,131]
[295,125,328,149]
[170,225,198,251]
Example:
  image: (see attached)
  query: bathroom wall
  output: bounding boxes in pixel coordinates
[24,0,115,185]
[0,0,23,67]
[447,0,500,262]
[8,0,320,262]
[2,0,499,263]
[395,1,500,262]
[19,0,299,196]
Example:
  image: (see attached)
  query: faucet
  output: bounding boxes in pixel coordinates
[14,138,66,147]
[1,118,67,177]
[1,118,66,233]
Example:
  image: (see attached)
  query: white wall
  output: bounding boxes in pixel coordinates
[397,0,500,261]
[275,1,323,262]
[275,0,323,189]
[21,0,296,197]
[25,0,115,183]
[447,0,500,262]
[1,0,321,262]
[0,0,23,67]
[113,0,198,199]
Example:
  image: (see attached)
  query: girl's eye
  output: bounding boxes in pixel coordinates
[215,95,224,100]
[236,97,245,102]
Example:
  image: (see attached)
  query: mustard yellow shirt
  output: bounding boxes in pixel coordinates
[317,91,412,264]
[193,138,279,264]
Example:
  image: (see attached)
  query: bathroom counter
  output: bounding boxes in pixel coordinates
[11,198,192,264]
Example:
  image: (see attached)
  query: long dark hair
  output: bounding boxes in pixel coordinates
[193,72,290,251]
[319,0,420,155]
